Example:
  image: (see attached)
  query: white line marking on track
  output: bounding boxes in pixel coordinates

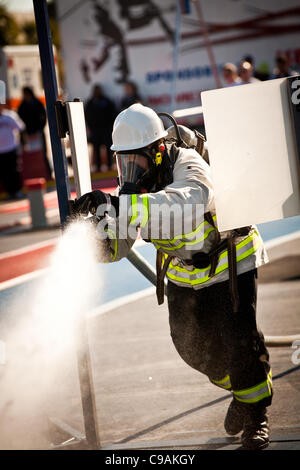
[0,238,57,260]
[264,230,300,250]
[0,268,48,291]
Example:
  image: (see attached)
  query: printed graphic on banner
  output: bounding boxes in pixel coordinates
[56,0,300,117]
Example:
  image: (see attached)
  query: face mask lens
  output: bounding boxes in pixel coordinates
[116,153,151,188]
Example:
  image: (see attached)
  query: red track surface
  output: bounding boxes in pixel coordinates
[0,241,56,283]
[0,182,117,283]
[0,186,116,215]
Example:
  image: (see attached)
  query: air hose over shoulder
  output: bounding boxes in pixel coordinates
[158,112,183,146]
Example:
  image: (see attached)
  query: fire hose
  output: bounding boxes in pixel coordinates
[127,248,300,348]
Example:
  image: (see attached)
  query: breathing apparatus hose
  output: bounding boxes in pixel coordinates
[158,112,183,146]
[264,335,300,347]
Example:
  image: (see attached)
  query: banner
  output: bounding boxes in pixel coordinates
[56,0,300,120]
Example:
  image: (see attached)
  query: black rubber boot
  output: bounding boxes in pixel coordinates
[224,398,245,435]
[241,407,269,450]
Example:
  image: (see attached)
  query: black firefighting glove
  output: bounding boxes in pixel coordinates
[72,190,119,217]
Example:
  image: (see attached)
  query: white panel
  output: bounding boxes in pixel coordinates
[201,78,300,232]
[66,101,92,198]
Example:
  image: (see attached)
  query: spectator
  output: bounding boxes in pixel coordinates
[243,55,270,81]
[120,81,142,110]
[85,84,117,172]
[222,63,242,87]
[239,61,260,84]
[18,87,52,179]
[0,103,25,199]
[271,53,298,79]
[2,106,26,133]
[255,62,270,81]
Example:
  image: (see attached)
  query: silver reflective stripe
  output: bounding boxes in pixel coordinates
[233,371,272,404]
[151,216,216,242]
[153,240,172,251]
[152,224,214,252]
[168,267,191,280]
[189,254,228,281]
[211,375,232,390]
[165,230,262,286]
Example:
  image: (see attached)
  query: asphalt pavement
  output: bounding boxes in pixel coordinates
[0,182,300,451]
[0,211,299,450]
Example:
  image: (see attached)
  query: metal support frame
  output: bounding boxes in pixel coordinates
[33,0,70,226]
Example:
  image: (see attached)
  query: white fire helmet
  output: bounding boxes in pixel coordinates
[111,103,168,152]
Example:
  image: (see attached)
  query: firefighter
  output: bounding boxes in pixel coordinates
[73,103,272,450]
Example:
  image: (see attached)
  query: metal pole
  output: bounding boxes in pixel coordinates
[170,0,181,114]
[127,248,165,289]
[33,0,70,225]
[33,0,100,449]
[192,0,222,89]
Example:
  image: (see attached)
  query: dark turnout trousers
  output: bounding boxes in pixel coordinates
[167,269,272,409]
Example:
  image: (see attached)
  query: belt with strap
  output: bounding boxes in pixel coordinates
[155,213,251,312]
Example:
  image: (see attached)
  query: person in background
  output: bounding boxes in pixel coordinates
[85,84,117,172]
[222,63,242,87]
[271,52,298,79]
[0,104,25,199]
[120,81,142,110]
[18,87,52,179]
[243,55,269,81]
[239,61,260,85]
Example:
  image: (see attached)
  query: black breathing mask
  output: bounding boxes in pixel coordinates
[116,149,160,195]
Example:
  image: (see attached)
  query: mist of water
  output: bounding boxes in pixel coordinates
[0,220,103,449]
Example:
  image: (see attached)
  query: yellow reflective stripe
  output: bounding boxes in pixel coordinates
[166,232,261,285]
[167,271,196,284]
[151,221,208,244]
[213,374,230,385]
[130,194,138,225]
[234,371,272,404]
[235,391,271,404]
[153,226,215,251]
[234,371,272,396]
[177,214,217,241]
[106,228,118,262]
[212,374,232,390]
[236,228,259,248]
[168,247,228,274]
[167,262,228,285]
[140,195,149,228]
[220,383,232,390]
[130,194,149,227]
[236,235,262,262]
[151,215,217,245]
